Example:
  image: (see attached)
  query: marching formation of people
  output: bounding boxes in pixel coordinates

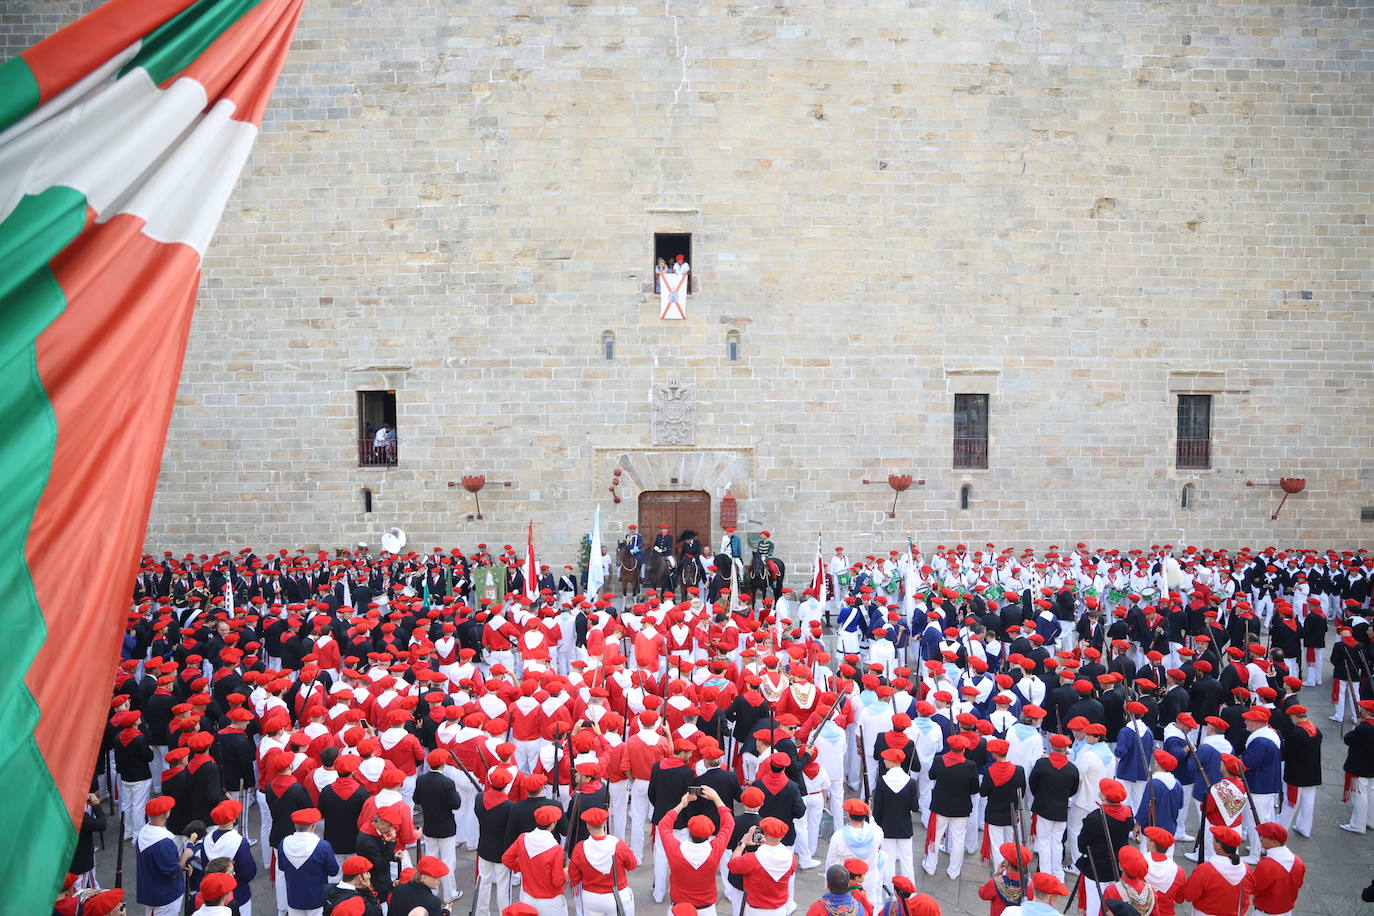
[58,537,1374,916]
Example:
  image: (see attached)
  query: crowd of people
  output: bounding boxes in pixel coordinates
[55,539,1374,916]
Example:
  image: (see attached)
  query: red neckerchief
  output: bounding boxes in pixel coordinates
[188,753,214,774]
[117,728,142,746]
[1047,752,1069,769]
[660,758,686,771]
[988,761,1017,786]
[330,775,362,797]
[162,764,186,781]
[1103,804,1132,819]
[482,788,509,810]
[758,765,789,793]
[940,751,966,768]
[1297,720,1317,738]
[803,761,820,779]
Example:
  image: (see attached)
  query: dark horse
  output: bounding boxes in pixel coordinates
[743,552,786,605]
[615,539,673,599]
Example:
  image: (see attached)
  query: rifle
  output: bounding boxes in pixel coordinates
[1180,735,1217,859]
[1010,790,1028,903]
[448,752,483,792]
[114,811,125,888]
[1063,872,1083,914]
[856,719,871,801]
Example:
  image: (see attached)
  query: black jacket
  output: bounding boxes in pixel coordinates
[214,729,256,792]
[320,779,371,854]
[355,832,398,901]
[69,806,107,874]
[323,885,384,916]
[413,770,463,839]
[389,879,443,916]
[267,781,313,847]
[1028,757,1079,822]
[1282,723,1322,787]
[475,796,513,863]
[648,759,695,824]
[1076,808,1135,881]
[928,754,980,818]
[980,764,1027,827]
[112,733,154,782]
[873,769,922,839]
[682,766,741,829]
[751,776,806,845]
[1343,720,1374,778]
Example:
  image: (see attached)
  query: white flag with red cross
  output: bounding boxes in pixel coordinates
[659,272,688,320]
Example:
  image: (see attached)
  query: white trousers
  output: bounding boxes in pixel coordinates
[742,753,762,784]
[923,814,968,878]
[1244,794,1277,860]
[967,796,986,854]
[120,778,150,839]
[653,832,668,902]
[256,789,273,858]
[797,793,823,864]
[1082,877,1106,916]
[581,887,634,916]
[150,745,167,792]
[1033,817,1068,880]
[1067,807,1087,869]
[515,738,543,774]
[456,779,480,848]
[609,780,629,842]
[520,890,569,916]
[1304,649,1324,686]
[425,834,459,901]
[1332,681,1355,722]
[146,901,181,916]
[1278,786,1315,837]
[287,908,322,916]
[881,836,914,884]
[826,776,846,828]
[986,824,1013,869]
[1346,775,1374,832]
[628,779,651,854]
[1122,779,1145,812]
[475,859,512,916]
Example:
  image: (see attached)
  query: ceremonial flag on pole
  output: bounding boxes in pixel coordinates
[523,520,538,602]
[587,505,605,597]
[0,0,302,907]
[812,534,827,605]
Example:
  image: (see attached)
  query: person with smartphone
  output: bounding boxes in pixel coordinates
[727,817,797,916]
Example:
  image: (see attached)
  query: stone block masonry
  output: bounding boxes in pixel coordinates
[6,0,1373,561]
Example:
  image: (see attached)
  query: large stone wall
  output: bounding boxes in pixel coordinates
[7,0,1374,562]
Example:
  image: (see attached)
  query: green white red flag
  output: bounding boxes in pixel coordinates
[0,0,302,907]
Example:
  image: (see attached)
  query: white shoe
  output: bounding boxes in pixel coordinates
[1182,850,1199,862]
[1176,833,1195,843]
[922,863,936,876]
[1338,824,1366,834]
[1329,715,1343,723]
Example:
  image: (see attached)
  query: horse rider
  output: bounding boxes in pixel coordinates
[755,530,776,561]
[653,525,678,573]
[680,530,703,583]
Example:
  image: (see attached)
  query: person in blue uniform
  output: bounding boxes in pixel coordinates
[1137,750,1185,837]
[136,795,195,916]
[278,807,339,915]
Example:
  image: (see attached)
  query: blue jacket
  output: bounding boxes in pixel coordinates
[279,833,339,910]
[135,826,184,907]
[1161,731,1198,787]
[1241,728,1283,795]
[1137,774,1185,835]
[1192,737,1228,801]
[839,602,864,634]
[1114,722,1154,782]
[201,827,256,905]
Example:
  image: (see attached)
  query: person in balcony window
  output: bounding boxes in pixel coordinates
[371,425,390,463]
[671,253,690,275]
[654,257,668,293]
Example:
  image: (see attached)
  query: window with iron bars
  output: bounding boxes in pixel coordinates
[953,394,989,469]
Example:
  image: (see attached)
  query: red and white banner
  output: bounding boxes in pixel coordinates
[659,272,688,320]
[523,521,539,602]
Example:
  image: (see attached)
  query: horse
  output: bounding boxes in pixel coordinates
[743,552,786,605]
[641,548,673,594]
[614,540,640,602]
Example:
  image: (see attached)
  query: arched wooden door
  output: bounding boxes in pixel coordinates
[638,490,711,545]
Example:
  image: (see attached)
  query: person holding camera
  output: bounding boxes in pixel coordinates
[727,817,797,916]
[658,785,734,915]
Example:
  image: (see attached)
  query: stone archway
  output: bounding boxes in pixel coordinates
[594,449,752,531]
